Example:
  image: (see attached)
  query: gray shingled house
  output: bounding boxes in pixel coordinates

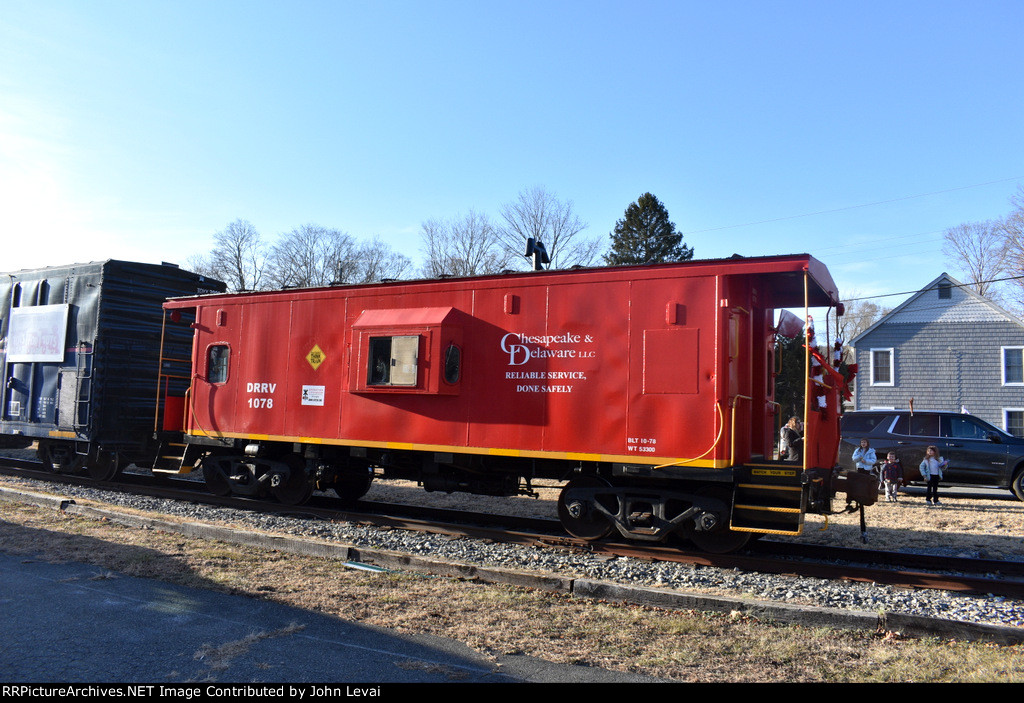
[850,273,1024,436]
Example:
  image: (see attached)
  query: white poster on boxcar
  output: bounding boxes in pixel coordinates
[7,304,70,362]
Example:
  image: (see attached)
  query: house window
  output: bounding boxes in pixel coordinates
[1002,347,1024,385]
[938,282,951,299]
[870,348,894,386]
[367,335,419,386]
[1005,409,1024,437]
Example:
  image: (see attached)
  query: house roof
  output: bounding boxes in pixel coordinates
[851,272,1024,345]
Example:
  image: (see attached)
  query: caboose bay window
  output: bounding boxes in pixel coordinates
[368,335,419,386]
[350,307,462,395]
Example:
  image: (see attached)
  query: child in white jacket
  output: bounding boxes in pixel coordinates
[919,445,948,506]
[851,439,877,473]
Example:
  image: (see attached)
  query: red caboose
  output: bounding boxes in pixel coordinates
[157,254,874,552]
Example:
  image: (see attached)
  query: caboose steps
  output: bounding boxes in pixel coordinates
[151,441,201,475]
[729,465,807,535]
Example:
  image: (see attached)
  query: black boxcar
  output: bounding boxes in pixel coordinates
[0,260,224,477]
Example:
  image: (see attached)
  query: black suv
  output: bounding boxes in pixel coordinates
[839,410,1024,500]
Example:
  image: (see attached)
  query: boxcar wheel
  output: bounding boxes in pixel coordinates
[38,441,86,474]
[87,451,121,482]
[558,476,614,540]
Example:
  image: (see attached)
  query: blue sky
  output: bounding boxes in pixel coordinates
[2,0,1022,309]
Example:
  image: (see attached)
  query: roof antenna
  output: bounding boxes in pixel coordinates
[525,238,550,271]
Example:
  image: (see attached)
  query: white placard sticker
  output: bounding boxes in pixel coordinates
[301,385,325,406]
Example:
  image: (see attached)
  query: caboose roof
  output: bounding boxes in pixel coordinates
[164,253,838,310]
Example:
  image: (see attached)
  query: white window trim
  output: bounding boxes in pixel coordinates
[1004,408,1024,437]
[869,348,894,387]
[1001,346,1024,386]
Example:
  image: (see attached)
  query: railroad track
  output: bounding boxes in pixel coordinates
[2,458,1023,600]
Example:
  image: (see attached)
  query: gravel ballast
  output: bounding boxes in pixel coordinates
[2,470,1023,635]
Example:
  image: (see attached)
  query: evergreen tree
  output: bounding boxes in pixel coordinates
[774,333,806,420]
[604,193,693,265]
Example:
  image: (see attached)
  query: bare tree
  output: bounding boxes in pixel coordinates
[351,236,412,283]
[189,219,268,292]
[496,186,601,269]
[941,220,1007,297]
[1000,186,1024,312]
[190,220,413,291]
[420,211,514,278]
[829,290,891,371]
[838,292,889,345]
[267,224,358,288]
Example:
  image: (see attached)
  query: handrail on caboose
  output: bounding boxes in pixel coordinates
[729,394,752,466]
[153,311,194,435]
[652,392,757,470]
[182,384,192,435]
[802,269,811,474]
[153,311,169,435]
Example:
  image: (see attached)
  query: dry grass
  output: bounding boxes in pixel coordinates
[2,487,1024,682]
[772,490,1024,559]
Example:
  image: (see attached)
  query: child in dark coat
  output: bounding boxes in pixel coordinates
[880,452,904,503]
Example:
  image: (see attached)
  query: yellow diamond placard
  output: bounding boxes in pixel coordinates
[306,344,326,370]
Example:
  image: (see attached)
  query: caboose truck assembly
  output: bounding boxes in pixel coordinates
[158,253,875,553]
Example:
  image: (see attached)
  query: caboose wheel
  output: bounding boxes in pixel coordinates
[86,451,121,481]
[688,526,751,554]
[686,487,751,554]
[558,476,614,540]
[272,456,314,505]
[331,468,374,504]
[201,458,233,496]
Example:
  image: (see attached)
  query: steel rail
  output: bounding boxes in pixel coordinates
[1,459,1023,600]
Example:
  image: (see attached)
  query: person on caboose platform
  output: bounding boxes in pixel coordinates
[779,416,803,462]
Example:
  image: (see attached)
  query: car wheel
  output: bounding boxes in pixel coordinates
[1012,468,1024,502]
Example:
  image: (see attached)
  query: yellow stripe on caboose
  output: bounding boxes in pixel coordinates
[185,429,728,469]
